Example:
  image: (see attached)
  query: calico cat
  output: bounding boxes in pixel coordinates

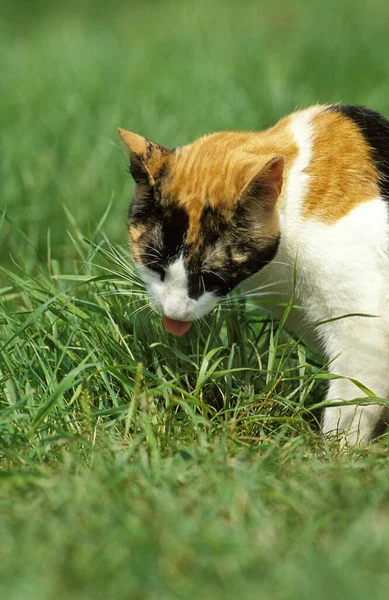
[118,104,389,446]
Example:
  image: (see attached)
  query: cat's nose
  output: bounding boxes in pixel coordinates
[162,296,191,320]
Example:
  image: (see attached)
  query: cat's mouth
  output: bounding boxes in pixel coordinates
[162,316,192,336]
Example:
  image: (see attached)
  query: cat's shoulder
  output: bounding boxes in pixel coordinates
[280,104,389,222]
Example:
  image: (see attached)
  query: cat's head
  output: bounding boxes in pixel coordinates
[118,128,284,335]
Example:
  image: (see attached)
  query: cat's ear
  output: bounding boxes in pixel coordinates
[241,155,285,208]
[118,128,170,185]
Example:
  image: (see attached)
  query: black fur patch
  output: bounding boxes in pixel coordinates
[129,186,163,226]
[199,206,229,244]
[130,187,189,272]
[185,203,280,300]
[129,156,147,185]
[189,236,280,299]
[160,204,189,263]
[328,104,389,201]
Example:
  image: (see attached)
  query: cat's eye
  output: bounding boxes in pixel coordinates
[151,266,165,282]
[145,263,165,281]
[200,271,224,292]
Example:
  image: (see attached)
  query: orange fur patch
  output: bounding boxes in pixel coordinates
[129,225,146,261]
[162,117,298,243]
[303,110,379,222]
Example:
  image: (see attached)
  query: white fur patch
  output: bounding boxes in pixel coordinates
[137,256,218,321]
[242,108,389,443]
[282,110,315,223]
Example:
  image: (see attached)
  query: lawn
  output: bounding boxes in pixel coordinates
[2,0,389,598]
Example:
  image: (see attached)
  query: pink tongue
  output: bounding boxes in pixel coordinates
[162,316,192,336]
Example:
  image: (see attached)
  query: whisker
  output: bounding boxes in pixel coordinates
[145,247,162,258]
[127,303,151,320]
[217,289,286,306]
[94,243,144,282]
[202,240,242,265]
[88,263,145,288]
[225,282,286,301]
[95,242,132,264]
[199,315,218,341]
[266,259,294,269]
[143,244,162,256]
[240,291,286,299]
[141,251,162,261]
[237,279,288,295]
[204,269,228,286]
[141,259,161,267]
[99,290,148,298]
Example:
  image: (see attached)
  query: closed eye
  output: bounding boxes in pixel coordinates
[145,263,165,281]
[141,249,165,281]
[152,266,165,281]
[201,270,226,291]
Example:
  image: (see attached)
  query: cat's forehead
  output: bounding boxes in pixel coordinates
[163,132,263,211]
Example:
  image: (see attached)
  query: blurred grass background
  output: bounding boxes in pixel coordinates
[2,0,389,271]
[2,1,389,599]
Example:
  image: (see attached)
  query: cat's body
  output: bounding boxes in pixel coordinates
[119,104,389,445]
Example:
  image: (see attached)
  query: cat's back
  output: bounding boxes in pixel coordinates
[284,104,389,223]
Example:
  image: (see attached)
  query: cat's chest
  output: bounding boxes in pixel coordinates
[239,254,322,349]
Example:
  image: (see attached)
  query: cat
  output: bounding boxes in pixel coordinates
[118,104,389,446]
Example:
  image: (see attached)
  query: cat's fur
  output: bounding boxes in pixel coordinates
[118,104,389,445]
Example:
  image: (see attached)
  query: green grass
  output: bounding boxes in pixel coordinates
[2,0,389,598]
